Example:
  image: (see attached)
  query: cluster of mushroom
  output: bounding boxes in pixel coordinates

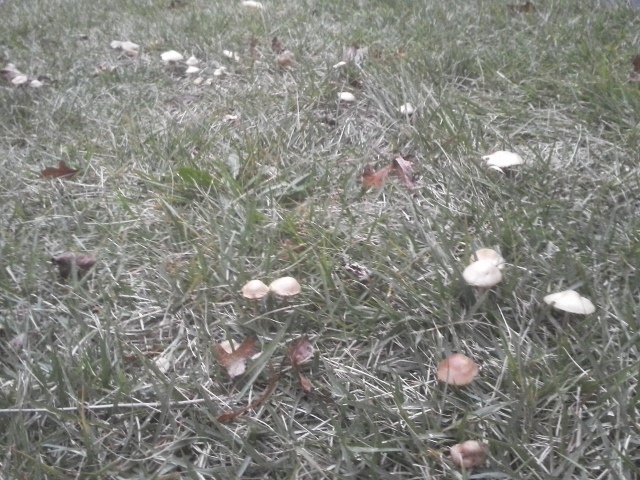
[436,353,489,469]
[463,247,596,317]
[453,247,597,471]
[241,276,301,299]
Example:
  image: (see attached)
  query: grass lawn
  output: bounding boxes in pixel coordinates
[1,0,639,478]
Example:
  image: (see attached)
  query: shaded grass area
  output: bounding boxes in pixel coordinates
[1,0,639,478]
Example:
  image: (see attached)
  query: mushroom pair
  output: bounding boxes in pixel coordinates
[241,276,301,299]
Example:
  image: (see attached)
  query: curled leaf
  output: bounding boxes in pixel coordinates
[289,336,314,367]
[271,36,285,54]
[361,156,414,192]
[41,161,79,179]
[297,372,314,393]
[215,337,258,379]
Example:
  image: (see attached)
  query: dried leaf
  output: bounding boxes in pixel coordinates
[41,161,79,179]
[277,51,296,69]
[217,365,279,423]
[508,1,534,13]
[630,55,640,83]
[392,156,415,191]
[297,371,314,393]
[51,253,97,279]
[215,337,258,379]
[361,164,393,189]
[361,157,415,192]
[289,336,314,367]
[271,37,285,54]
[1,63,21,81]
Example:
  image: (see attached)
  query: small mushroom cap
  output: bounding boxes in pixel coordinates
[338,92,356,102]
[242,0,265,9]
[450,440,489,470]
[482,150,524,168]
[474,248,505,269]
[399,103,415,115]
[161,50,184,62]
[185,66,200,74]
[185,56,199,66]
[269,276,301,297]
[463,260,502,288]
[241,279,270,299]
[543,289,595,314]
[437,354,479,386]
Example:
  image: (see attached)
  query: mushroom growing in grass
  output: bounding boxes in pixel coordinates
[269,276,301,297]
[161,50,184,63]
[463,259,502,294]
[473,248,505,269]
[437,354,479,387]
[242,279,270,315]
[482,150,523,174]
[543,289,595,324]
[398,103,415,116]
[242,280,269,299]
[450,440,489,470]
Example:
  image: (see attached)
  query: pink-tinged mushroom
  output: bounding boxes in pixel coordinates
[437,354,479,386]
[450,440,489,470]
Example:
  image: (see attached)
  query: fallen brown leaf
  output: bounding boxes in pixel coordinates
[289,336,314,367]
[217,365,279,423]
[296,371,314,393]
[392,156,415,192]
[277,51,296,69]
[361,156,415,192]
[51,253,97,279]
[630,55,640,83]
[41,161,79,179]
[271,36,285,54]
[215,337,258,379]
[508,1,534,13]
[1,63,21,81]
[361,164,393,189]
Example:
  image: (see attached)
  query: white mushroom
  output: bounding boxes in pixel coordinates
[463,260,502,288]
[241,280,270,300]
[242,0,265,9]
[161,50,184,63]
[269,276,301,297]
[338,92,356,102]
[482,150,524,169]
[186,56,199,66]
[543,290,595,315]
[185,66,200,74]
[398,103,415,115]
[473,248,505,269]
